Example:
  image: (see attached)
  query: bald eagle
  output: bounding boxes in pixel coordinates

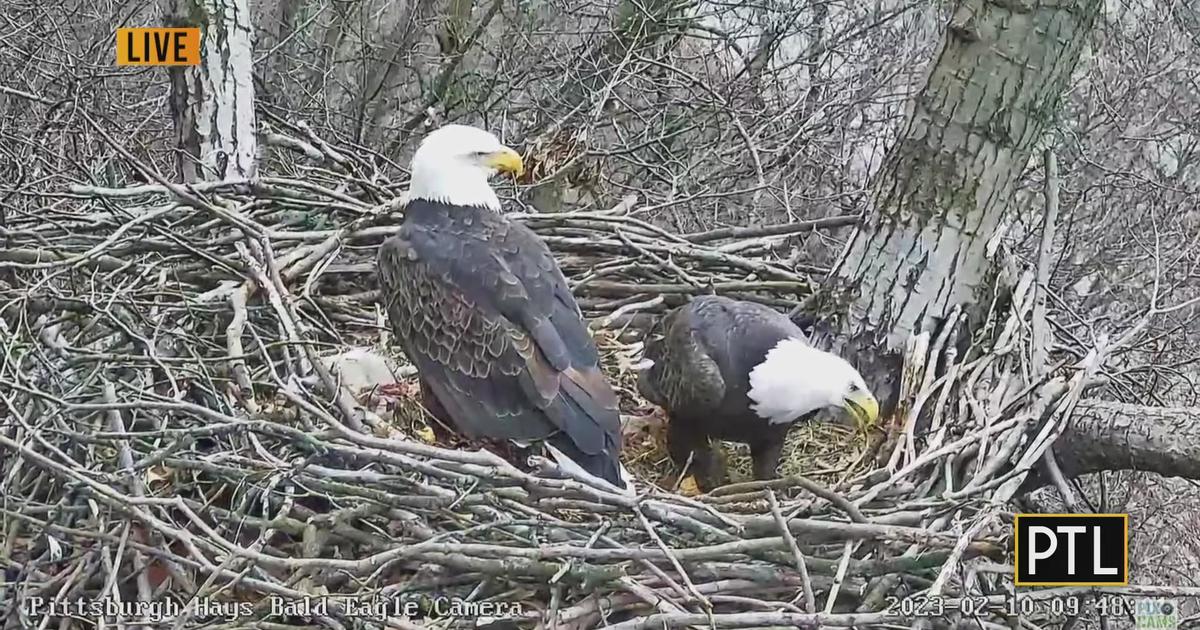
[637,295,879,491]
[376,125,629,490]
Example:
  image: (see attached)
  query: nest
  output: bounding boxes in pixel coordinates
[0,130,1101,630]
[329,329,868,498]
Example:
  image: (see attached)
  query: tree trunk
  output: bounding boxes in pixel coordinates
[830,0,1200,488]
[833,0,1102,353]
[163,0,259,182]
[808,0,1200,488]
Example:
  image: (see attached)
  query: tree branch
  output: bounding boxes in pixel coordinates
[1052,399,1200,480]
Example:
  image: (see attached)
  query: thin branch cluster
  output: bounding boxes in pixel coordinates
[0,132,1130,629]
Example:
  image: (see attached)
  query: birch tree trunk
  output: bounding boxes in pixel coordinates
[833,0,1102,353]
[163,0,259,182]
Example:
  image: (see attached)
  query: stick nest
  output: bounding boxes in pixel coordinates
[0,149,1088,629]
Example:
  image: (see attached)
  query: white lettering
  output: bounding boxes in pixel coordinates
[1093,526,1119,575]
[1058,526,1086,574]
[1028,526,1058,574]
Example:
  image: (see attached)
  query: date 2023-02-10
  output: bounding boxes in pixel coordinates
[884,593,1140,618]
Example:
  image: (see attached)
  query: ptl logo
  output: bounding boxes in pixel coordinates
[116,28,200,66]
[1014,514,1128,586]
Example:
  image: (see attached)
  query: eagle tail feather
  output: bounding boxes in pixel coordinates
[545,436,630,494]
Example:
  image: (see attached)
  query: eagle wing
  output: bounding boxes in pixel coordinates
[639,295,808,414]
[377,202,620,462]
[637,298,728,415]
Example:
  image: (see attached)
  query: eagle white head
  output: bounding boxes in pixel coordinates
[746,337,880,433]
[407,124,525,211]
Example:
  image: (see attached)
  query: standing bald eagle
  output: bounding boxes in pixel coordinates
[637,295,879,491]
[376,125,628,490]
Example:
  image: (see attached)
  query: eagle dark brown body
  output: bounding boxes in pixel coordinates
[377,199,625,487]
[638,296,816,490]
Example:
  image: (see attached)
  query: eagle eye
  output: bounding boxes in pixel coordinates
[848,383,860,392]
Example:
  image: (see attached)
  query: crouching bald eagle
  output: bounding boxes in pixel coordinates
[637,295,879,491]
[376,124,630,491]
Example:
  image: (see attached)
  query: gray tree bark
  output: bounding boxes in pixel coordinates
[1054,400,1200,480]
[816,0,1103,442]
[815,0,1200,485]
[163,0,259,182]
[833,0,1101,351]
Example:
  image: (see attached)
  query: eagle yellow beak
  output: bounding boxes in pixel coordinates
[485,147,524,177]
[843,389,879,434]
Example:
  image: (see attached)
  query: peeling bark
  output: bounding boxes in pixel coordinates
[834,0,1102,351]
[164,0,259,182]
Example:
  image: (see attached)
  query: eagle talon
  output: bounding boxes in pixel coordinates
[413,425,438,444]
[676,475,702,497]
